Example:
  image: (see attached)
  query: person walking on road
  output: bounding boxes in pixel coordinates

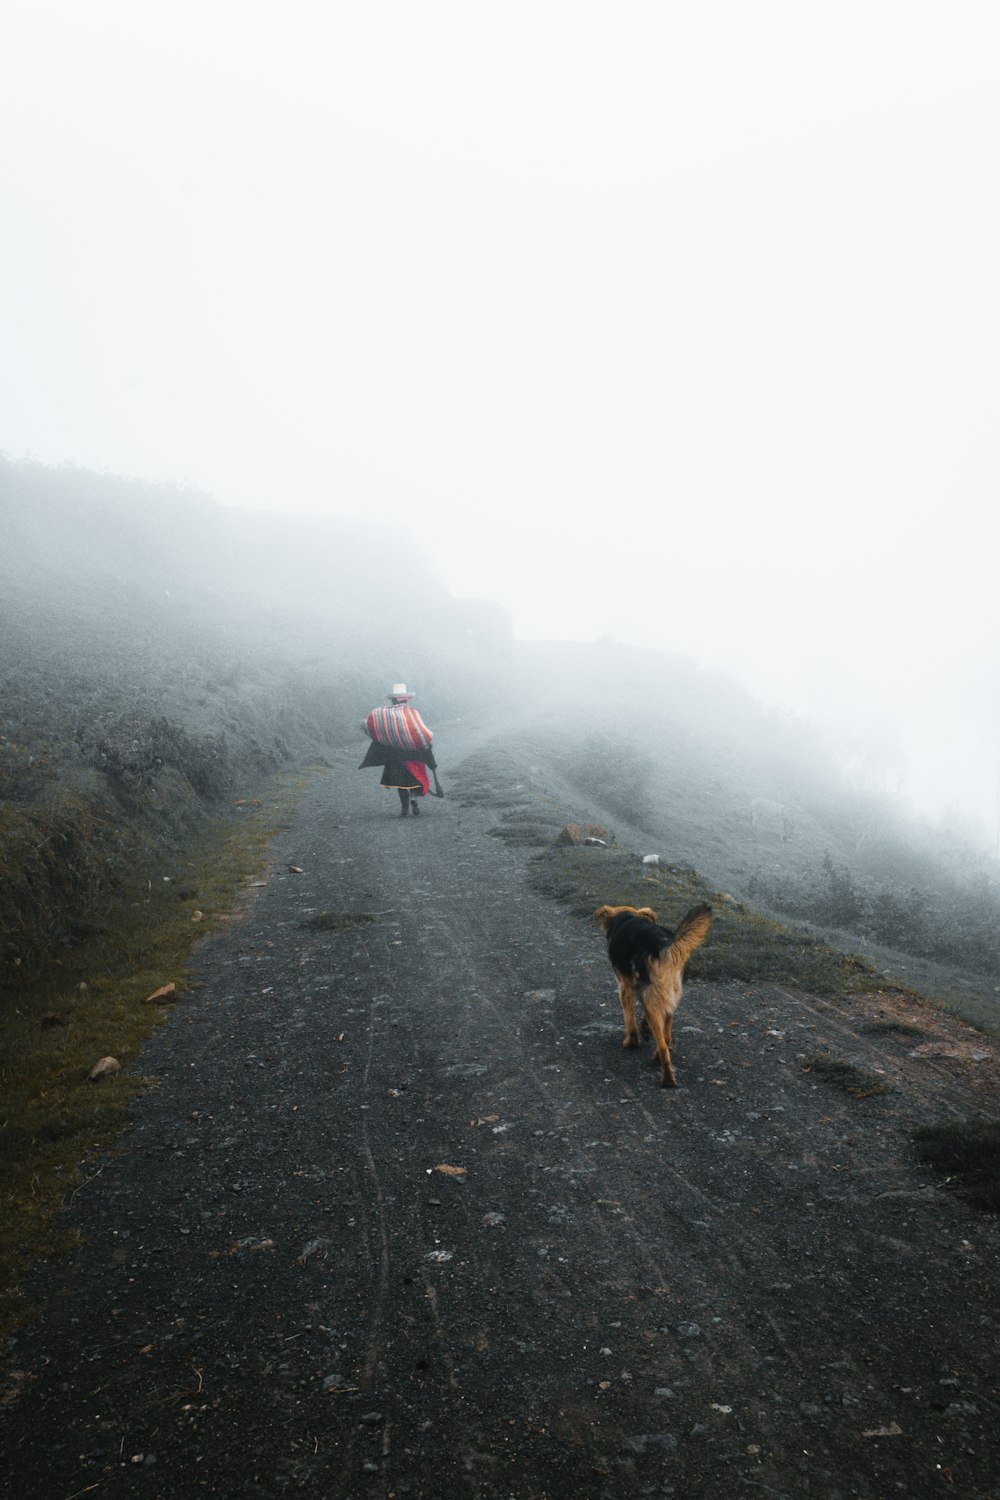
[359,684,439,816]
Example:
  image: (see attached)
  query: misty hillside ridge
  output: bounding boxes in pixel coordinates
[0,454,512,982]
[3,454,1000,1033]
[507,642,1000,1032]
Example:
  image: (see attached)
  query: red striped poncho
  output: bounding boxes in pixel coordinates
[364,704,434,753]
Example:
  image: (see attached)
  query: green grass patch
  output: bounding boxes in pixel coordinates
[802,1055,890,1099]
[857,1018,926,1038]
[913,1120,1000,1211]
[0,772,307,1341]
[528,843,894,999]
[300,910,376,932]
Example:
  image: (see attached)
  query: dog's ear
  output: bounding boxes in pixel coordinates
[593,905,615,930]
[636,907,658,923]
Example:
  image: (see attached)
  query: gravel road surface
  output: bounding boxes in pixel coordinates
[3,742,999,1499]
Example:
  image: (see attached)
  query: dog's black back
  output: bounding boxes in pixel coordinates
[605,911,672,988]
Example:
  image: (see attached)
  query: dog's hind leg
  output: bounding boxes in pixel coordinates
[645,997,678,1088]
[658,1009,678,1088]
[617,976,640,1049]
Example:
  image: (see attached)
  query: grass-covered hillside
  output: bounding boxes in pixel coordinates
[0,455,513,982]
[507,641,1000,1031]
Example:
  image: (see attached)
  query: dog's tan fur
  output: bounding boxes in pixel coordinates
[594,903,712,1087]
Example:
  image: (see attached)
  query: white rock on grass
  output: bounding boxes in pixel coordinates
[88,1056,121,1081]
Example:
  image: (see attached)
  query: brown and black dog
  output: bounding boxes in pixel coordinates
[594,903,712,1087]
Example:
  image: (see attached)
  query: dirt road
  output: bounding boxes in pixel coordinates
[3,742,999,1498]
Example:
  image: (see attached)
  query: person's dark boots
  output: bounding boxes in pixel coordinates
[398,790,410,816]
[411,796,420,816]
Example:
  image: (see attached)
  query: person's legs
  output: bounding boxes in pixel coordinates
[410,794,420,816]
[397,788,410,815]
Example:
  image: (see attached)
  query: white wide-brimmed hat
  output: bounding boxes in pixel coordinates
[389,683,414,699]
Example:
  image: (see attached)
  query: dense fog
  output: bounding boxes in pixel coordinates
[3,456,999,1032]
[3,6,999,842]
[3,9,999,1027]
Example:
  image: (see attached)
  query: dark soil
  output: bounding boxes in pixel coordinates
[3,740,999,1499]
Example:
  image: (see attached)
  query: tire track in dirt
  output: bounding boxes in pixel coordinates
[2,751,999,1500]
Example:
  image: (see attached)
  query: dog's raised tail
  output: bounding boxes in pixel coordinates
[667,903,712,968]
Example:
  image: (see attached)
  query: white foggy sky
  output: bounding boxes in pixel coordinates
[3,2,1000,825]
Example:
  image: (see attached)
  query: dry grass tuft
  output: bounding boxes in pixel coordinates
[802,1055,890,1099]
[858,1018,926,1038]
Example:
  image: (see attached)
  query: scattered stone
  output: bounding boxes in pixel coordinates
[942,1401,979,1420]
[911,1042,991,1062]
[88,1056,120,1081]
[620,1433,677,1456]
[556,822,613,846]
[143,983,178,1005]
[231,1237,274,1256]
[432,1164,467,1178]
[298,1237,333,1264]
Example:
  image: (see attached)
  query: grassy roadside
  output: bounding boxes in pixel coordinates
[454,750,1000,1212]
[529,840,1000,1212]
[0,772,309,1341]
[454,746,908,1003]
[528,842,899,1001]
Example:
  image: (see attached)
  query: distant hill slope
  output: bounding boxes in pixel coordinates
[500,641,1000,1031]
[0,455,512,979]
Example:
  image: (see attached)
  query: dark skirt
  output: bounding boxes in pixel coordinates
[359,741,437,791]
